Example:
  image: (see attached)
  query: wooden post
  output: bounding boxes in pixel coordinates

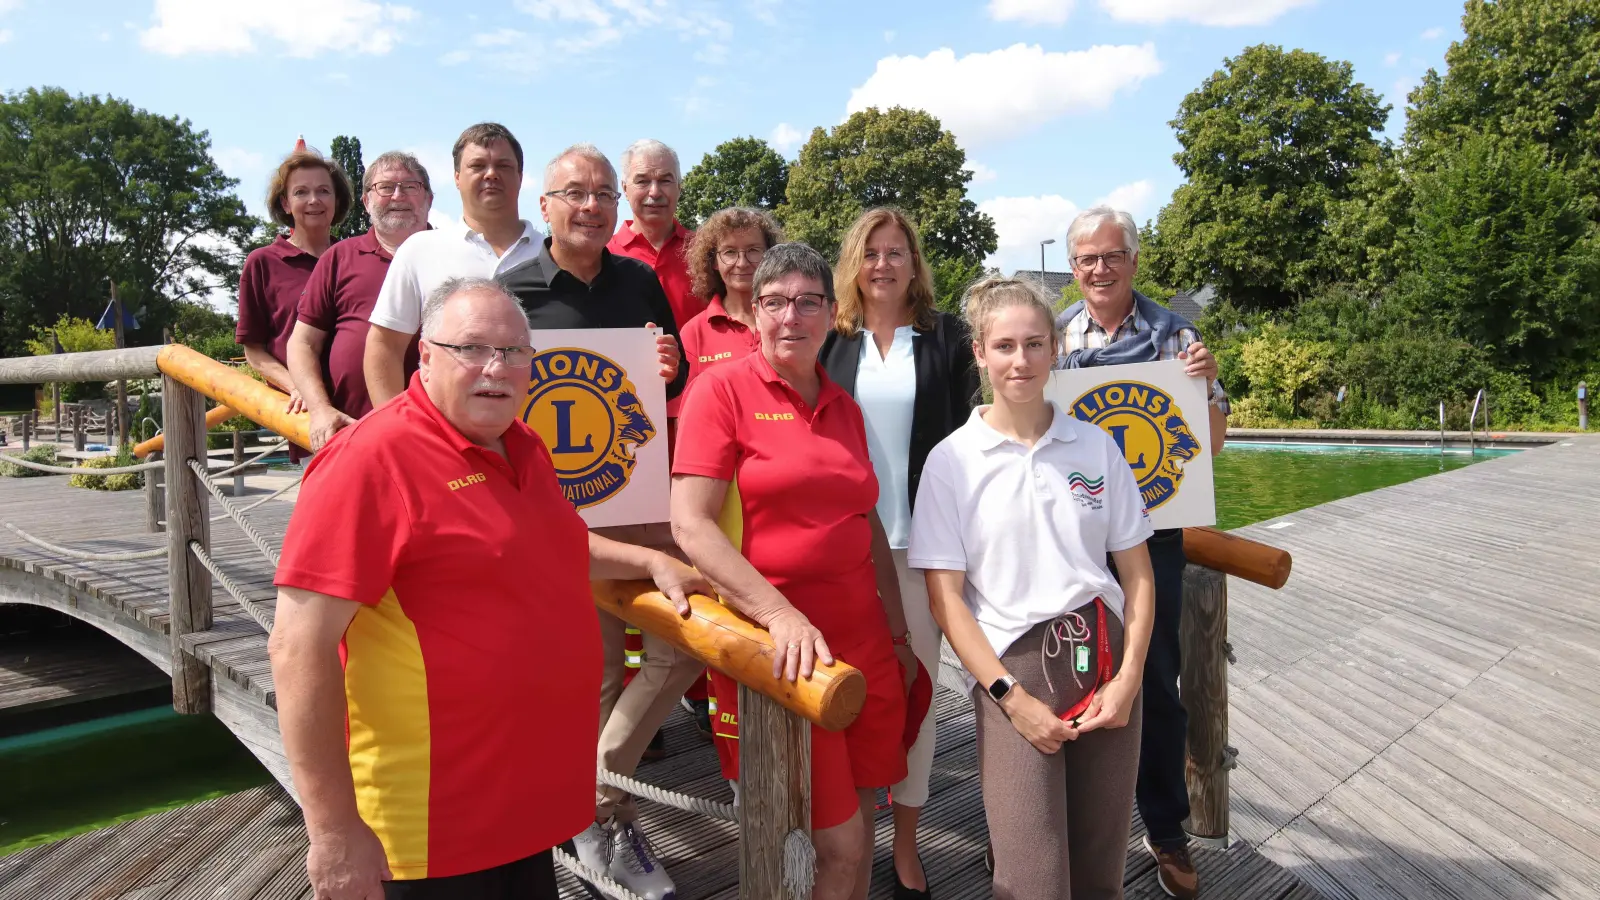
[104,405,114,445]
[1180,564,1230,846]
[111,282,130,448]
[738,685,812,900]
[231,429,245,497]
[146,449,165,533]
[73,406,86,452]
[20,413,28,451]
[163,376,212,715]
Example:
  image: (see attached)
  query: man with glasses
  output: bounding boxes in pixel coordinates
[287,151,434,451]
[272,277,708,900]
[608,140,703,334]
[364,123,545,409]
[496,143,693,900]
[1052,206,1226,900]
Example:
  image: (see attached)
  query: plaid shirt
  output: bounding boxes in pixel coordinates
[1059,306,1229,406]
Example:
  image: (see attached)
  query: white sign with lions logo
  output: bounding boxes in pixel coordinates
[519,328,668,528]
[1045,360,1216,530]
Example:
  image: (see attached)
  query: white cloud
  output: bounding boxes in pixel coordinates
[883,29,895,42]
[1383,50,1401,67]
[0,29,10,44]
[771,122,805,157]
[989,0,1074,26]
[452,0,730,75]
[846,43,1161,148]
[0,0,19,14]
[1390,76,1417,105]
[978,194,1079,275]
[140,0,417,57]
[967,161,999,184]
[214,147,268,181]
[979,179,1155,273]
[1420,26,1445,40]
[440,29,548,76]
[1099,0,1313,26]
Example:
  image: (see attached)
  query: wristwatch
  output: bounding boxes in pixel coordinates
[987,674,1018,704]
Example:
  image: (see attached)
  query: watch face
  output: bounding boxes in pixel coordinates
[989,676,1013,701]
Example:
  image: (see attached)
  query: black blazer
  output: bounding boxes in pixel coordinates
[820,311,980,512]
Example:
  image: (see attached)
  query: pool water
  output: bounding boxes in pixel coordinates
[1212,443,1514,530]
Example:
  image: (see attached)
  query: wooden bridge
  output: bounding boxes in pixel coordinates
[2,345,1596,898]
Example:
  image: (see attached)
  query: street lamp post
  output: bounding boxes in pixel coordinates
[1040,238,1056,284]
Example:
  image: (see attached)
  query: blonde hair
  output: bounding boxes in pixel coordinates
[961,275,1057,348]
[833,207,937,336]
[686,207,784,300]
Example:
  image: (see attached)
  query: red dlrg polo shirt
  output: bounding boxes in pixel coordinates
[672,353,888,648]
[608,220,703,332]
[274,374,598,881]
[679,295,760,405]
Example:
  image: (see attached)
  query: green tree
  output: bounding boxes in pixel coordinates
[0,87,260,356]
[24,315,117,405]
[1238,323,1332,415]
[1405,0,1600,183]
[1397,131,1600,381]
[678,137,789,229]
[779,107,997,265]
[1146,45,1387,311]
[330,135,370,240]
[1318,146,1413,292]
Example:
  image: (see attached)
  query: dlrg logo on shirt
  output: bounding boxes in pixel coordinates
[520,348,656,511]
[1070,380,1202,511]
[753,412,795,421]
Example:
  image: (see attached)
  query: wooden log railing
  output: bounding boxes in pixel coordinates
[0,345,1295,889]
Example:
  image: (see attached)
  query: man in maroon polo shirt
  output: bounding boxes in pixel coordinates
[608,140,702,337]
[287,151,434,451]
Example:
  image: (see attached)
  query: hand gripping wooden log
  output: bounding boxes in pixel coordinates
[133,405,239,458]
[592,580,866,732]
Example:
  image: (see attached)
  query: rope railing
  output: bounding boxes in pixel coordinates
[204,438,288,479]
[188,540,276,633]
[596,768,739,823]
[2,522,169,561]
[210,474,302,522]
[187,457,281,567]
[0,453,164,476]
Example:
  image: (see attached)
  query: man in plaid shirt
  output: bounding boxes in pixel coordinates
[1052,206,1227,900]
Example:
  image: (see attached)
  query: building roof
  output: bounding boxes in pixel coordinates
[1011,269,1076,299]
[1169,284,1217,322]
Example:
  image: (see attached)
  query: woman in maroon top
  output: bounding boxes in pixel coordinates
[236,149,353,421]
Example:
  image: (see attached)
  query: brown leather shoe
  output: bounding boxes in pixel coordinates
[1143,835,1198,899]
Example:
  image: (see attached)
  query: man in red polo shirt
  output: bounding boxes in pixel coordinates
[609,139,703,336]
[287,151,433,451]
[270,276,707,900]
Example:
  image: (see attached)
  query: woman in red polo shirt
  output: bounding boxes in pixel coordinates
[679,207,784,400]
[672,243,916,900]
[236,149,353,440]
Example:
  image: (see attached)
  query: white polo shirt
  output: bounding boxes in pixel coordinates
[907,403,1153,688]
[368,219,544,334]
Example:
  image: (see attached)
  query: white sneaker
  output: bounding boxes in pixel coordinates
[609,820,677,900]
[571,818,614,882]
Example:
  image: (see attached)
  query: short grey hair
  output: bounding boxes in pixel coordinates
[1066,205,1140,263]
[751,243,835,301]
[364,150,432,194]
[419,276,527,340]
[544,143,617,191]
[620,139,681,182]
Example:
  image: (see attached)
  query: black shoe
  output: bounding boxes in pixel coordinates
[641,728,667,761]
[680,696,713,742]
[893,859,932,900]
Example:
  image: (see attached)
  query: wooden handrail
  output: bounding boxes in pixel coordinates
[1183,526,1291,589]
[156,345,310,447]
[132,405,238,458]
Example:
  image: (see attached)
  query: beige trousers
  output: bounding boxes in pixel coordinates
[890,549,941,808]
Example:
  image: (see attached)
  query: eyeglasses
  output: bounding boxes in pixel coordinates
[717,247,766,265]
[544,189,623,207]
[756,292,829,317]
[369,180,427,198]
[1072,249,1131,270]
[863,249,910,267]
[426,340,536,369]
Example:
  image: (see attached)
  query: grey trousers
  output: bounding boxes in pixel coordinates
[972,612,1143,900]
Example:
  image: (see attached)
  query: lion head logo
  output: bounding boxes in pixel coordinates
[521,348,656,510]
[1069,380,1201,511]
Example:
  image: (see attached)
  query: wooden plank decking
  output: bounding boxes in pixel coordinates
[0,624,168,733]
[3,435,1598,897]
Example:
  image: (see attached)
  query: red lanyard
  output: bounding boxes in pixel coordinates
[1058,597,1114,724]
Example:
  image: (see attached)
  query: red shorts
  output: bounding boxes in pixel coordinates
[707,637,908,830]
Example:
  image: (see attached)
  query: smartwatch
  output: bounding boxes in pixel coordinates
[987,674,1018,704]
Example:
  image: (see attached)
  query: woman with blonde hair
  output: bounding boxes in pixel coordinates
[818,207,979,900]
[908,275,1154,900]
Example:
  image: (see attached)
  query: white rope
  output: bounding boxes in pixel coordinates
[553,847,647,900]
[188,540,275,633]
[2,522,169,561]
[0,453,163,475]
[782,829,817,900]
[597,768,739,823]
[210,475,303,522]
[205,439,288,479]
[187,458,281,568]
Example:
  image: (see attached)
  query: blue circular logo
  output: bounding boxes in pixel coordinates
[1070,380,1201,511]
[521,348,656,510]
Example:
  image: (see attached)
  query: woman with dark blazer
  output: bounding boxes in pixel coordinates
[819,207,979,900]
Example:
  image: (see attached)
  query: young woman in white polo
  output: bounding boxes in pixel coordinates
[907,275,1155,900]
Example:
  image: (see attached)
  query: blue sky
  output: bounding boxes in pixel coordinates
[0,0,1464,283]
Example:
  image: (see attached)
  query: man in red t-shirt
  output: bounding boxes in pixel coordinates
[286,151,433,452]
[271,276,706,900]
[608,140,703,338]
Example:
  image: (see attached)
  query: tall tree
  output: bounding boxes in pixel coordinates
[330,135,370,240]
[1145,45,1387,311]
[678,137,789,229]
[779,107,997,266]
[1397,131,1600,381]
[0,87,260,356]
[1405,0,1600,183]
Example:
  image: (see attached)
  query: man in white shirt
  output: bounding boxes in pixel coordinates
[363,122,545,407]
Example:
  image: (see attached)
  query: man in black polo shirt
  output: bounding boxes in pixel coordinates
[498,143,695,900]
